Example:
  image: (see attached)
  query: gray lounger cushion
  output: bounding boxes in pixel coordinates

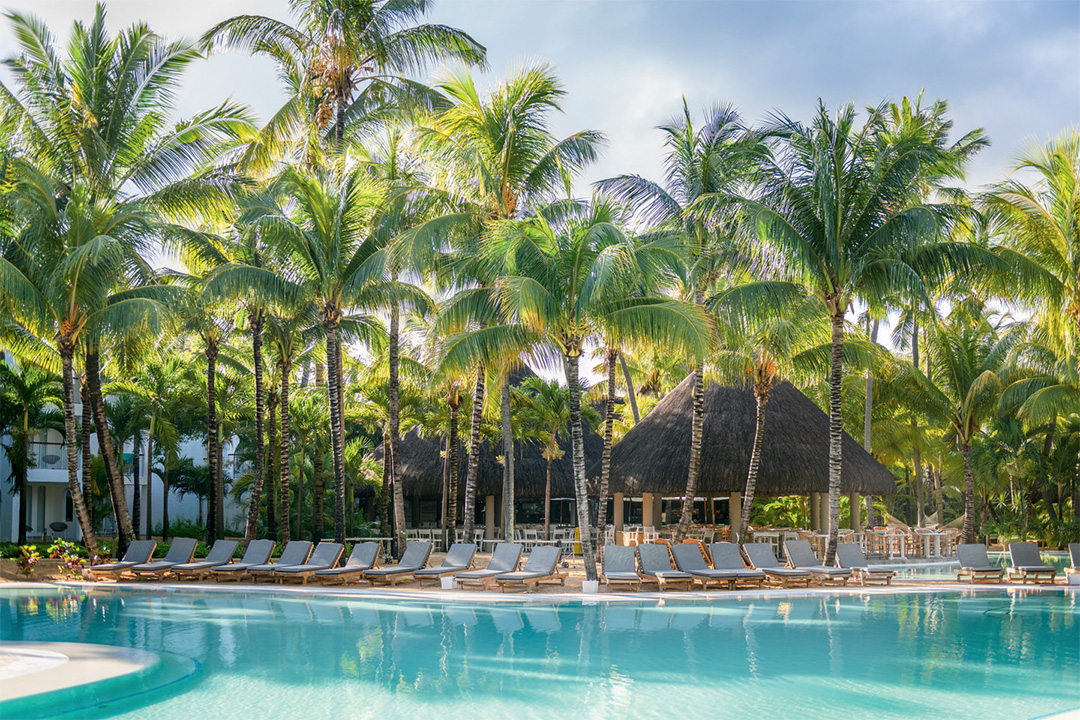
[496,547,561,582]
[365,541,433,576]
[671,544,737,579]
[212,539,276,572]
[131,538,198,572]
[602,545,639,581]
[709,543,767,579]
[835,543,895,575]
[637,544,692,580]
[414,543,477,576]
[1008,542,1054,572]
[456,543,522,580]
[246,541,313,574]
[784,539,852,575]
[172,540,240,572]
[744,543,811,576]
[275,542,344,574]
[90,540,158,572]
[314,542,380,577]
[957,543,999,571]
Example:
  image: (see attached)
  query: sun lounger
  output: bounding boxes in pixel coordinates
[835,542,895,585]
[637,543,693,591]
[1008,542,1057,584]
[670,543,739,590]
[171,540,240,581]
[314,542,380,585]
[85,540,157,581]
[495,546,566,592]
[743,542,812,588]
[708,542,766,588]
[210,540,277,582]
[955,543,1005,583]
[274,542,345,585]
[243,541,313,582]
[784,539,852,586]
[456,543,523,589]
[130,538,198,580]
[601,545,641,590]
[363,541,433,586]
[412,543,478,586]
[1067,543,1080,582]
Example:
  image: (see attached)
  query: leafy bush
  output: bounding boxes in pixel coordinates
[17,546,40,577]
[162,518,206,541]
[47,540,86,578]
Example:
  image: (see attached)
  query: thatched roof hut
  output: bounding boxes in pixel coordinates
[374,368,604,500]
[587,375,895,496]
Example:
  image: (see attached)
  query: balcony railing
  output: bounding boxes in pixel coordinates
[31,441,66,470]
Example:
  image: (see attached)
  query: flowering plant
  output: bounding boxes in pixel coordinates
[48,540,86,579]
[17,545,40,577]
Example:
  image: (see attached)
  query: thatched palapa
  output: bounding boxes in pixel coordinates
[587,375,895,496]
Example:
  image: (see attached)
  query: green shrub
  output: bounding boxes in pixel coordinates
[162,518,206,541]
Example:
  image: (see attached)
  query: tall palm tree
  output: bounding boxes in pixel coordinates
[440,200,710,580]
[414,62,604,541]
[203,0,485,169]
[597,100,759,543]
[746,101,982,562]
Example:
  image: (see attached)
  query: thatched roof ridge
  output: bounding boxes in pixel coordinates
[586,375,895,496]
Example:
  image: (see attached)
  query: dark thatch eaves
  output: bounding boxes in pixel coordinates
[586,375,895,496]
[373,366,604,500]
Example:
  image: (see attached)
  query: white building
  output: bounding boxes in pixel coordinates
[1,370,247,543]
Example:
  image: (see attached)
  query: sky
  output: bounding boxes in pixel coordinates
[2,0,1077,192]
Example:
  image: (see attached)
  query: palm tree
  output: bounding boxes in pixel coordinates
[440,200,710,580]
[0,364,63,545]
[597,100,759,543]
[203,0,485,168]
[746,101,982,562]
[413,62,604,541]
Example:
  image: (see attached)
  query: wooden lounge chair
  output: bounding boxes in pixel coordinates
[784,539,852,586]
[130,538,198,580]
[314,542,380,586]
[456,543,523,589]
[495,546,566,593]
[171,540,240,581]
[637,543,693,591]
[84,540,157,581]
[601,545,642,590]
[1067,543,1080,583]
[210,540,277,582]
[743,543,812,588]
[1008,542,1057,584]
[275,542,345,585]
[955,543,1005,583]
[412,543,478,586]
[670,543,739,590]
[708,543,766,588]
[364,541,433,586]
[835,542,895,586]
[244,541,313,583]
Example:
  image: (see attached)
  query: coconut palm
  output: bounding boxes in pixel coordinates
[746,101,985,561]
[413,62,604,541]
[597,100,760,543]
[439,199,711,580]
[203,0,485,169]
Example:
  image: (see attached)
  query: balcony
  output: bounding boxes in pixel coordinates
[27,441,70,483]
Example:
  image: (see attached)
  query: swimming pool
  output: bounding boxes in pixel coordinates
[2,586,1077,719]
[892,551,1071,581]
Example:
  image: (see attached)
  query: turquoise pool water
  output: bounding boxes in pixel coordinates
[2,587,1077,719]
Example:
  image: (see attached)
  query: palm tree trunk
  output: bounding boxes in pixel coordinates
[85,342,134,556]
[323,319,347,543]
[565,345,597,580]
[204,338,221,545]
[80,381,94,529]
[739,374,772,543]
[162,462,170,541]
[145,419,154,538]
[933,463,944,527]
[619,353,640,423]
[131,438,141,539]
[313,444,325,541]
[389,304,407,557]
[17,428,27,546]
[448,394,460,531]
[911,318,924,527]
[60,342,98,557]
[824,307,845,565]
[244,310,266,543]
[279,358,292,541]
[501,375,514,542]
[597,347,617,540]
[545,442,554,541]
[961,441,975,543]
[462,366,485,539]
[380,435,390,537]
[862,317,879,527]
[674,361,705,543]
[440,436,449,543]
[296,445,305,540]
[266,389,279,541]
